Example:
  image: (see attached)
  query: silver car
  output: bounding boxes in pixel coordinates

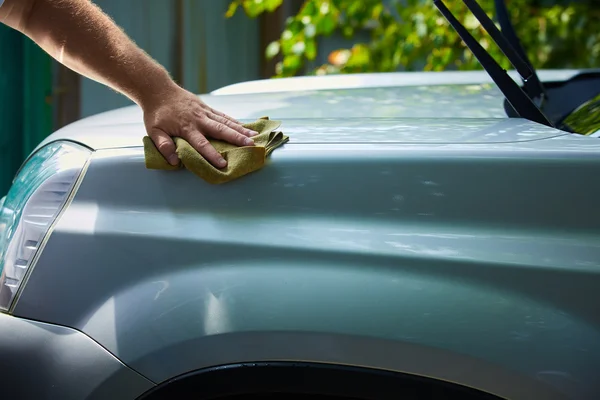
[1,3,600,400]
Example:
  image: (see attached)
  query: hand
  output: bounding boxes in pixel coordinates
[141,85,256,168]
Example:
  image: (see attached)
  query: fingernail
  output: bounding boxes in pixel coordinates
[168,155,179,165]
[218,158,227,167]
[244,138,254,146]
[247,129,257,136]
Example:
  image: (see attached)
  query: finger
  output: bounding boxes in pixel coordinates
[149,128,179,166]
[210,107,242,125]
[199,117,255,147]
[186,130,228,168]
[208,112,256,137]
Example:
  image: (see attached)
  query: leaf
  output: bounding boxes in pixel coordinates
[342,25,354,37]
[265,41,281,59]
[225,1,240,18]
[291,41,306,55]
[283,54,302,70]
[305,39,317,60]
[264,0,283,12]
[317,14,337,35]
[275,61,283,76]
[288,19,304,35]
[371,3,384,20]
[346,43,370,67]
[328,49,350,66]
[243,0,265,18]
[304,23,317,38]
[301,0,317,16]
[228,0,600,77]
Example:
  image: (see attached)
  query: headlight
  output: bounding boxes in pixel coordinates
[0,141,91,312]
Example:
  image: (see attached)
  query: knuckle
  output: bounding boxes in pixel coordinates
[213,123,227,136]
[235,133,247,143]
[219,117,233,127]
[157,141,174,152]
[180,123,194,136]
[194,137,210,150]
[193,109,206,119]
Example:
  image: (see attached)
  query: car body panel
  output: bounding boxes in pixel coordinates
[13,124,600,399]
[210,69,590,95]
[35,85,511,152]
[36,117,573,154]
[0,313,154,399]
[4,69,600,399]
[31,68,600,155]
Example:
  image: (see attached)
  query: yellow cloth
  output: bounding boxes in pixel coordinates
[143,117,289,184]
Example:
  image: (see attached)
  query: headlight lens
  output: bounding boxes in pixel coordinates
[0,141,90,312]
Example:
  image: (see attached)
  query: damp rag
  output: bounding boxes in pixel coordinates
[143,117,289,184]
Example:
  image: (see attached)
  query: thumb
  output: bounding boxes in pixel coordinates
[149,128,179,166]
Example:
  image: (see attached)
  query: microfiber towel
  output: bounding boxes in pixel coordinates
[143,117,289,184]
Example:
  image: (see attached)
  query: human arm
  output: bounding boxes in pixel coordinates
[0,0,255,167]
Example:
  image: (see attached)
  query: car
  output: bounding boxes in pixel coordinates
[1,1,599,399]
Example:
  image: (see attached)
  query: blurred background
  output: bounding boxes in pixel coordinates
[0,0,598,193]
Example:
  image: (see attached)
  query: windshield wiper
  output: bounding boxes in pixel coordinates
[493,0,547,106]
[433,0,553,128]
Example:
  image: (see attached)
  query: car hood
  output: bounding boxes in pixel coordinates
[37,79,573,151]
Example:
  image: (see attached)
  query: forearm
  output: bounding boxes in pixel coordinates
[1,0,254,169]
[0,0,175,107]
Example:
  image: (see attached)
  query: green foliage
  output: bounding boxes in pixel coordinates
[226,0,282,18]
[226,0,600,78]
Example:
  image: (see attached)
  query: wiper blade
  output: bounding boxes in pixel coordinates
[462,0,533,81]
[460,0,546,106]
[433,0,553,127]
[494,0,547,104]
